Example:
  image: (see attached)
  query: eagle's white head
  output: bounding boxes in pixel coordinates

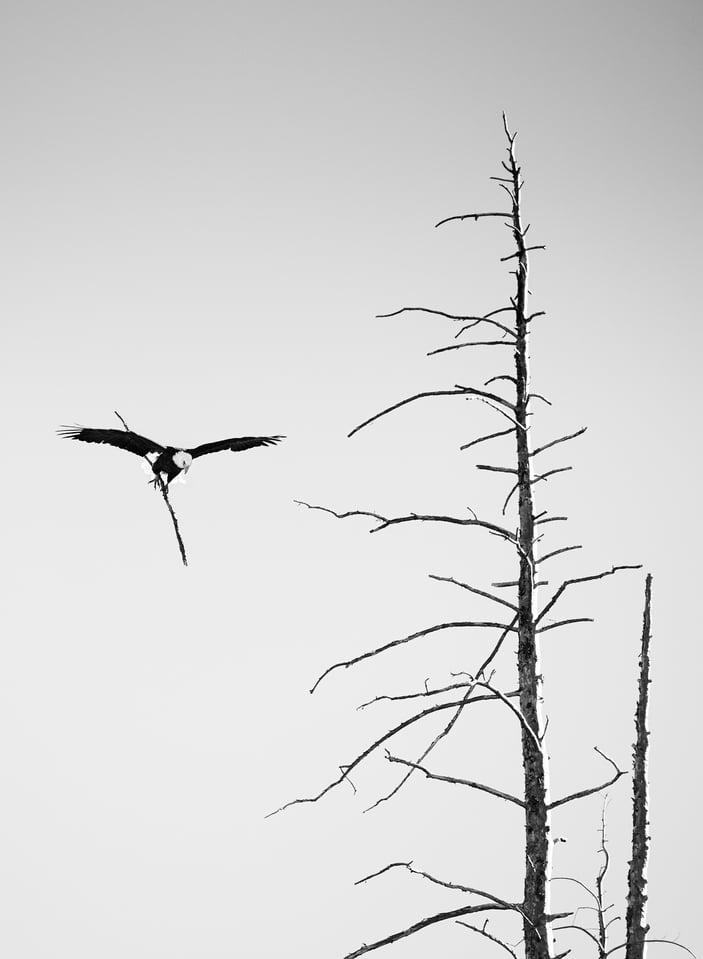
[172,450,193,472]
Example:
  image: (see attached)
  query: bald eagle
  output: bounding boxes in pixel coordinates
[58,425,284,486]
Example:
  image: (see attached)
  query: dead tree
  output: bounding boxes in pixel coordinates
[548,578,691,959]
[271,117,644,959]
[625,573,652,959]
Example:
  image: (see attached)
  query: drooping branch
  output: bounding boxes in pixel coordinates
[435,210,512,228]
[385,752,525,808]
[295,499,518,546]
[456,919,520,959]
[309,619,515,694]
[549,748,625,810]
[348,385,514,438]
[428,573,519,612]
[625,574,652,959]
[355,861,516,907]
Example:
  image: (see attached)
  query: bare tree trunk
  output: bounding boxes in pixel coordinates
[625,574,652,959]
[505,123,553,959]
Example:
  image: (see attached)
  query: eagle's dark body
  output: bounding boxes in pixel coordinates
[58,425,283,485]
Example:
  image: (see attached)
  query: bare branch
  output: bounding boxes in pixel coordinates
[348,386,514,438]
[535,516,568,525]
[267,696,498,817]
[471,397,527,433]
[485,374,517,387]
[154,476,189,567]
[372,513,517,541]
[343,903,513,959]
[535,545,583,565]
[551,877,600,906]
[555,924,604,951]
[385,752,525,808]
[355,861,517,908]
[367,616,517,809]
[475,679,543,751]
[537,617,593,633]
[114,410,188,565]
[428,340,513,356]
[456,920,519,959]
[295,499,518,546]
[435,211,512,228]
[607,941,696,959]
[460,427,514,452]
[310,620,515,694]
[535,565,643,626]
[429,573,519,612]
[476,464,519,475]
[295,500,386,526]
[377,305,516,338]
[358,685,520,709]
[531,427,587,458]
[528,392,552,407]
[113,410,131,431]
[500,245,546,262]
[550,748,626,810]
[534,466,573,484]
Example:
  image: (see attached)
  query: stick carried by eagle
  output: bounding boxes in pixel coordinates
[58,412,284,565]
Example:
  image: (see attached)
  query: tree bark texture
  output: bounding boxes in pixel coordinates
[625,574,652,959]
[505,133,554,959]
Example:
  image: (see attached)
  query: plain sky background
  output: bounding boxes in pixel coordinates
[2,2,701,957]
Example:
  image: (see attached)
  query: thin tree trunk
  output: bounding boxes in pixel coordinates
[506,126,553,959]
[625,574,652,959]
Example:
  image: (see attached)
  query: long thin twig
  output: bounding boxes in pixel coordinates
[428,573,519,612]
[348,385,514,438]
[385,752,525,807]
[295,499,518,546]
[377,305,516,338]
[364,616,518,810]
[531,427,587,458]
[535,566,642,626]
[435,211,512,228]
[358,685,519,710]
[114,410,188,566]
[266,693,517,817]
[343,903,513,959]
[461,427,514,452]
[456,919,520,959]
[549,748,625,810]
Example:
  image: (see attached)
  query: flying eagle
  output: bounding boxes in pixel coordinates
[58,425,284,486]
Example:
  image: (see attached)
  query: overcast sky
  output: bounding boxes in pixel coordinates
[2,2,701,957]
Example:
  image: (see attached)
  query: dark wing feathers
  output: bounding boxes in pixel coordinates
[57,427,164,457]
[188,436,284,459]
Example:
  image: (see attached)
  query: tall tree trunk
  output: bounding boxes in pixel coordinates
[507,128,554,959]
[625,574,652,959]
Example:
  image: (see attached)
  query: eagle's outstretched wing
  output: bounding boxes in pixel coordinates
[58,427,165,457]
[188,436,284,459]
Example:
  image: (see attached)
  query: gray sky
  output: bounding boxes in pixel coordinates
[2,2,701,956]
